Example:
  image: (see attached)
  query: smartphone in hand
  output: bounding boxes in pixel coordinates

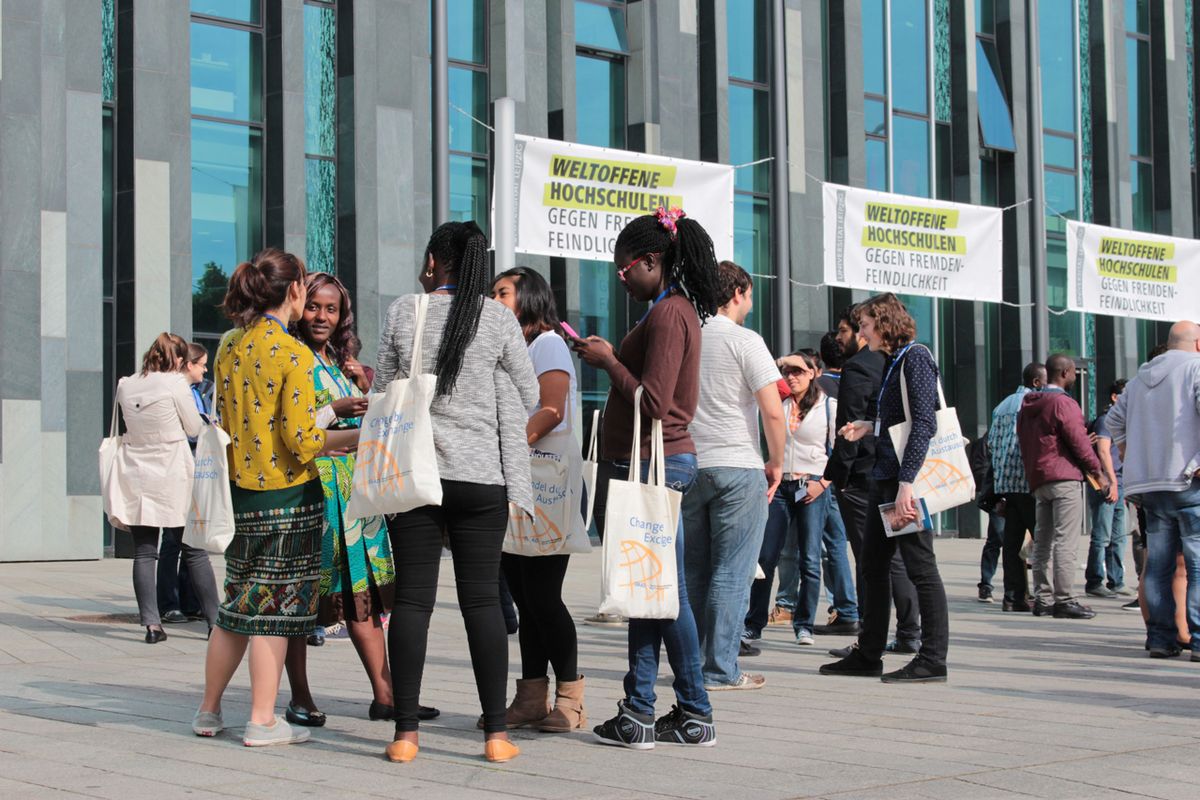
[560,321,585,342]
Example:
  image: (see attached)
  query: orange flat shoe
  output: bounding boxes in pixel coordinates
[385,740,418,763]
[484,738,520,763]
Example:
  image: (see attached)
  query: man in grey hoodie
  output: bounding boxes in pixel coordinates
[1107,321,1200,659]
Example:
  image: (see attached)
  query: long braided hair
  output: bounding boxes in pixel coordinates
[424,221,490,397]
[613,211,721,323]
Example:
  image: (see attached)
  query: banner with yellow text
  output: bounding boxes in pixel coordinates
[502,135,734,261]
[1065,221,1198,323]
[822,184,1003,303]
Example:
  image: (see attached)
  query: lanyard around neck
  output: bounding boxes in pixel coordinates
[262,314,288,332]
[313,350,353,397]
[636,284,677,326]
[434,284,457,292]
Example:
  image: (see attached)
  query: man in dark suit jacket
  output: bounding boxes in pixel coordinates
[822,305,922,653]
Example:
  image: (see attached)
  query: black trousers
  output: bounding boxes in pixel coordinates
[1002,493,1037,602]
[839,481,921,642]
[386,481,509,733]
[858,480,950,666]
[502,552,578,681]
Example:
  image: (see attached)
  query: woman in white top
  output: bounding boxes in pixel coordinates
[744,350,840,646]
[112,333,220,643]
[490,267,587,734]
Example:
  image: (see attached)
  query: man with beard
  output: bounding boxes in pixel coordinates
[823,305,922,656]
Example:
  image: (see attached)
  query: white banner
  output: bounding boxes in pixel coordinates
[1066,221,1199,323]
[499,135,734,262]
[822,183,1003,303]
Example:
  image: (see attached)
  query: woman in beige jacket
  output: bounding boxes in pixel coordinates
[113,333,220,643]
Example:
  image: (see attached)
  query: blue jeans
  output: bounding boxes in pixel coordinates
[746,481,841,636]
[1085,484,1127,591]
[978,512,1005,591]
[596,455,711,717]
[682,466,769,685]
[1141,479,1200,652]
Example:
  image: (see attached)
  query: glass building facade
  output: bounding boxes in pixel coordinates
[7,0,1200,557]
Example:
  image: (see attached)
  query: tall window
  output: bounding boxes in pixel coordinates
[102,0,118,552]
[305,1,337,273]
[728,0,774,347]
[190,1,265,351]
[448,0,490,228]
[575,0,629,413]
[1126,0,1153,233]
[862,0,936,345]
[1189,0,1196,236]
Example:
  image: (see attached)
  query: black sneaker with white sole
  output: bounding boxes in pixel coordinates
[593,701,655,750]
[654,705,716,747]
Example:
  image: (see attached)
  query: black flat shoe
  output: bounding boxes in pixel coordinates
[161,610,189,624]
[145,627,167,644]
[369,702,440,721]
[881,657,948,683]
[285,703,327,727]
[819,649,883,677]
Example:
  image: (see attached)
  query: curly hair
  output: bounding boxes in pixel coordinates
[296,272,362,367]
[614,213,721,322]
[492,266,564,344]
[424,220,490,397]
[715,260,753,308]
[858,293,917,354]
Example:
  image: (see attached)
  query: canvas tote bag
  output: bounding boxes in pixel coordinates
[181,422,236,554]
[503,401,592,556]
[888,345,976,515]
[99,397,132,531]
[598,388,682,620]
[346,293,443,518]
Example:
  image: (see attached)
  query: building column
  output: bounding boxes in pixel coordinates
[266,0,308,259]
[0,1,104,560]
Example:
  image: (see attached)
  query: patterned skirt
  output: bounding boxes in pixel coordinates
[217,480,324,637]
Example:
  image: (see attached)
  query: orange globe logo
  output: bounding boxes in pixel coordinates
[616,540,667,601]
[509,507,566,554]
[354,440,405,495]
[914,458,970,499]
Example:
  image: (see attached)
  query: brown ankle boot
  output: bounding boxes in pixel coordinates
[504,676,551,728]
[539,675,586,732]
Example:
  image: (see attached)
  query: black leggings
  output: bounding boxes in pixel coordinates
[502,552,578,681]
[386,481,509,733]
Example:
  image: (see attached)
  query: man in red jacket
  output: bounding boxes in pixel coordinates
[1016,354,1109,619]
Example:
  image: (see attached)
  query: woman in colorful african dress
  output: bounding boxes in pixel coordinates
[191,249,359,748]
[282,273,438,727]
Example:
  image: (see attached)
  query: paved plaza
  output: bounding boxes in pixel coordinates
[0,538,1197,799]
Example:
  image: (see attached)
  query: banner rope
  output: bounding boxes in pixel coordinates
[451,102,495,133]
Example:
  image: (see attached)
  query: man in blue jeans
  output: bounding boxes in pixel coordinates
[1108,321,1200,659]
[1085,381,1131,598]
[681,262,786,690]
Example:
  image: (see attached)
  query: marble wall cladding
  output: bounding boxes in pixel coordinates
[40,211,68,338]
[0,400,45,560]
[377,107,416,299]
[134,158,172,354]
[65,370,103,497]
[39,337,67,432]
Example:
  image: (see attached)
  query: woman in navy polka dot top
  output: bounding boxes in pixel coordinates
[819,293,950,684]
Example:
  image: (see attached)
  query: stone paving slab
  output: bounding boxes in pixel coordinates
[0,538,1197,799]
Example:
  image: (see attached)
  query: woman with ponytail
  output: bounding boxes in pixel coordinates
[192,249,360,748]
[373,221,538,764]
[572,208,722,749]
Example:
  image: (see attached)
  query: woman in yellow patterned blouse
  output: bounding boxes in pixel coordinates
[191,249,358,748]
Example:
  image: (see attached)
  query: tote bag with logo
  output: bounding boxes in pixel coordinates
[182,423,236,554]
[504,403,592,556]
[599,388,682,620]
[346,293,442,518]
[888,346,976,515]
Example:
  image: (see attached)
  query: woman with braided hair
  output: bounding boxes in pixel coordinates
[372,221,538,764]
[573,208,723,749]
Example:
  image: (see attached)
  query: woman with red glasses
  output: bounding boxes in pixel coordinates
[572,208,722,749]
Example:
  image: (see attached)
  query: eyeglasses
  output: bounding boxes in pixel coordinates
[782,366,812,377]
[616,252,663,283]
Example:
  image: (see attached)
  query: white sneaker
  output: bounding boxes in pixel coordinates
[192,709,223,737]
[243,716,311,747]
[795,631,815,646]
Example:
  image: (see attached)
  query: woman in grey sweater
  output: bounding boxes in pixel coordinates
[373,221,538,764]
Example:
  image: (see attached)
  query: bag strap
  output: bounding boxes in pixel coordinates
[824,395,834,457]
[897,344,947,426]
[586,409,600,461]
[649,418,666,488]
[109,392,121,437]
[409,293,430,375]
[627,386,644,481]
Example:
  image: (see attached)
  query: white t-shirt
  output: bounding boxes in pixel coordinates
[527,330,578,435]
[783,393,837,477]
[690,314,783,470]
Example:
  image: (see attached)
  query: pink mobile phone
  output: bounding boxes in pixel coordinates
[560,321,584,340]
